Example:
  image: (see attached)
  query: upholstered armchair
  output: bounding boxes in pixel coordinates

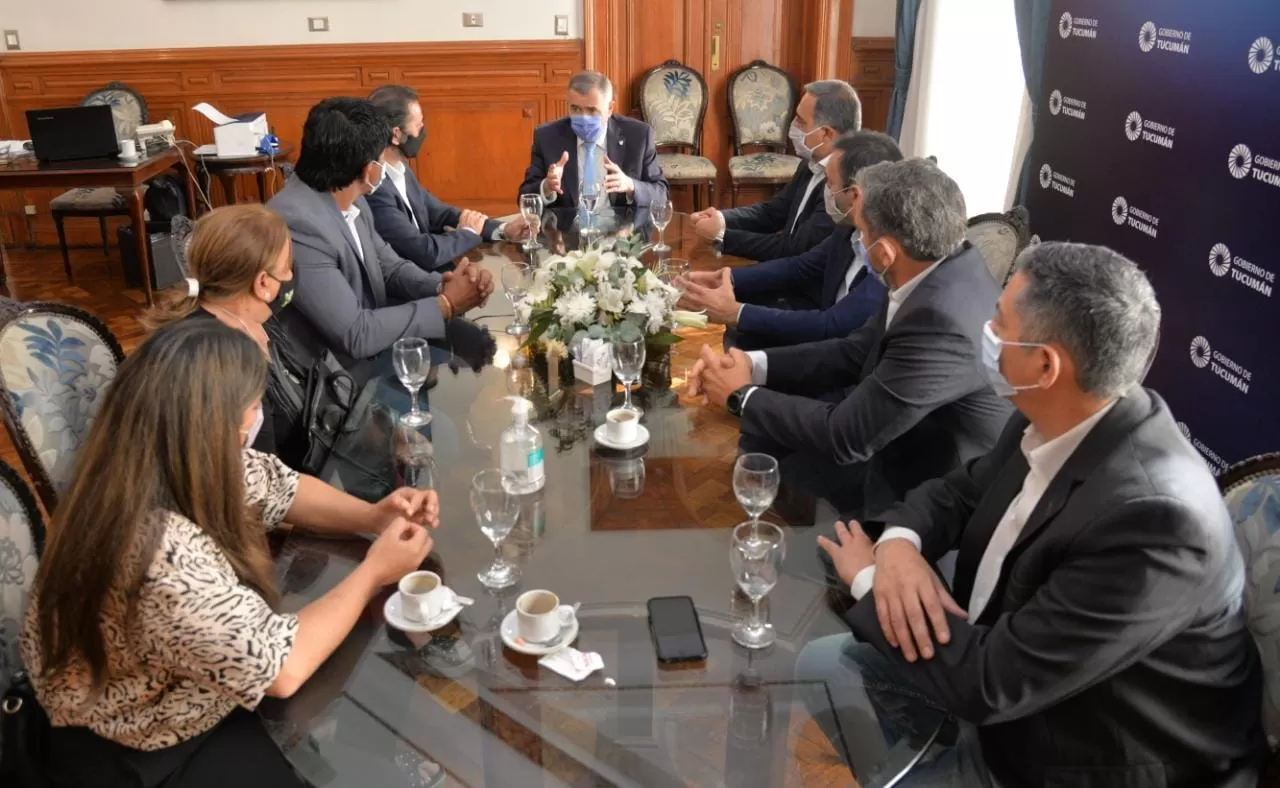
[637,60,717,209]
[965,206,1031,287]
[0,302,126,511]
[727,60,802,206]
[0,459,43,699]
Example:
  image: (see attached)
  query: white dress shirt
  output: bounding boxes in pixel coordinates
[383,160,421,230]
[341,204,364,261]
[850,399,1120,609]
[791,154,832,234]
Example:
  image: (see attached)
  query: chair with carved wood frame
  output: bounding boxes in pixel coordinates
[0,301,126,512]
[636,60,717,210]
[965,206,1031,287]
[726,60,803,207]
[0,457,44,698]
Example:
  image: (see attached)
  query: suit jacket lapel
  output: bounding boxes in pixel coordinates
[951,451,1032,605]
[561,122,581,206]
[352,210,388,306]
[821,230,854,306]
[786,166,812,231]
[397,178,424,232]
[314,188,366,271]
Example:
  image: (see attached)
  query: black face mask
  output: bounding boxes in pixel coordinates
[266,274,295,316]
[398,128,426,158]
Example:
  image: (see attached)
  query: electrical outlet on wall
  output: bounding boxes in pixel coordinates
[3,30,20,51]
[24,205,37,216]
[307,17,329,33]
[462,13,484,28]
[554,15,569,36]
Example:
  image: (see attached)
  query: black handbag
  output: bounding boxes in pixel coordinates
[0,670,51,787]
[263,319,358,476]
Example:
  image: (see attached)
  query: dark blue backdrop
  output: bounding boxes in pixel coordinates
[1025,0,1280,473]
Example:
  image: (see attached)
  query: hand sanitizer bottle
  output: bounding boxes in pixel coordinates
[500,396,545,493]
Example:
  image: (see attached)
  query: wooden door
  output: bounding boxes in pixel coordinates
[584,0,852,209]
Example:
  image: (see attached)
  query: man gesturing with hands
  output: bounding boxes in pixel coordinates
[796,243,1266,787]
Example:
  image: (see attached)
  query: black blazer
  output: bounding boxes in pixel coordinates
[366,166,502,272]
[741,244,1013,514]
[851,388,1266,788]
[518,115,668,209]
[721,160,834,262]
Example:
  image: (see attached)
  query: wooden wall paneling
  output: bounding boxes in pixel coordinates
[850,36,895,132]
[0,40,584,248]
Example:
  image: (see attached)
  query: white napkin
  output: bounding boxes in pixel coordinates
[572,338,612,372]
[538,647,605,682]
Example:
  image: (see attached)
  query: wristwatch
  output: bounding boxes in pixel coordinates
[726,385,753,417]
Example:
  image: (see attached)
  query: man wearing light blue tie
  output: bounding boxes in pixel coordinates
[519,71,669,210]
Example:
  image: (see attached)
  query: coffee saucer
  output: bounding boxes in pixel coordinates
[593,423,649,451]
[500,609,580,656]
[384,591,464,634]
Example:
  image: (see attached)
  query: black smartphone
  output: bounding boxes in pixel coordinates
[647,596,708,663]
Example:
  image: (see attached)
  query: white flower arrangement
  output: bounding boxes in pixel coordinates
[521,249,707,349]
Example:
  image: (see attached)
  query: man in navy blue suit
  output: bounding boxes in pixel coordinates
[366,85,532,272]
[679,131,903,351]
[518,71,668,209]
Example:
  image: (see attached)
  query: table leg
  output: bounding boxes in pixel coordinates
[256,171,268,202]
[217,173,239,205]
[127,188,155,306]
[176,157,199,218]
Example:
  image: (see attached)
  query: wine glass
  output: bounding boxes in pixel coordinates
[393,337,432,427]
[659,258,691,293]
[519,194,543,251]
[393,423,437,490]
[500,261,533,336]
[731,521,785,649]
[579,183,603,239]
[651,197,674,253]
[472,469,521,589]
[609,335,646,417]
[733,453,779,537]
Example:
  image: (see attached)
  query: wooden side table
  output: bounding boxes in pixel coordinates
[195,143,294,207]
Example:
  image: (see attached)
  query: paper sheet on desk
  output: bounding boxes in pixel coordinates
[192,102,238,126]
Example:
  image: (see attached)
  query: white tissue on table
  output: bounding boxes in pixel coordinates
[538,648,605,682]
[572,338,612,371]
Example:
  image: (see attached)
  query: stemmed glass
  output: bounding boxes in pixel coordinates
[733,453,779,538]
[392,337,432,427]
[519,194,543,251]
[393,423,437,490]
[731,521,785,649]
[500,261,533,336]
[658,258,691,293]
[610,334,646,417]
[579,183,603,240]
[651,197,674,253]
[472,469,521,589]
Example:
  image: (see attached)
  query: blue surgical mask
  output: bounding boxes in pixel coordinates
[982,321,1047,397]
[570,115,604,142]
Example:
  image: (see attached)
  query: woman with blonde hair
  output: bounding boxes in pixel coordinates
[22,319,438,787]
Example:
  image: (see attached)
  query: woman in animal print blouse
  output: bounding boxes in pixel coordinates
[21,320,439,788]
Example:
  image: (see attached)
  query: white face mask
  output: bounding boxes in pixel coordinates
[243,404,264,449]
[788,120,824,161]
[364,159,387,193]
[824,184,853,224]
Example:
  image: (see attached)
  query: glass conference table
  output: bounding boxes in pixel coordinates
[261,211,948,787]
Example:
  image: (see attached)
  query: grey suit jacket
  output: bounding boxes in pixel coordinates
[268,175,445,369]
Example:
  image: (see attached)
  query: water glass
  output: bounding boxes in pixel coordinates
[393,337,432,427]
[519,194,543,251]
[472,469,521,589]
[658,258,691,292]
[733,453,779,534]
[580,184,603,238]
[651,197,674,253]
[609,335,646,416]
[393,423,437,490]
[501,261,533,336]
[730,521,785,649]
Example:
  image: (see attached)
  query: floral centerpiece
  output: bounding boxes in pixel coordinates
[519,248,707,353]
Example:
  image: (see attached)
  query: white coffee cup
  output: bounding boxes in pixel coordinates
[605,408,639,445]
[516,589,576,644]
[118,139,138,160]
[398,570,450,624]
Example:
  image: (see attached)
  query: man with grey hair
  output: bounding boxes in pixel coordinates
[690,158,1011,519]
[805,241,1265,786]
[690,79,862,262]
[518,70,668,209]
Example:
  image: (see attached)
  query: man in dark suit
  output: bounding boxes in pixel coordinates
[678,131,901,350]
[518,71,668,209]
[366,85,530,272]
[690,159,1012,518]
[806,242,1265,787]
[268,97,491,375]
[689,80,862,262]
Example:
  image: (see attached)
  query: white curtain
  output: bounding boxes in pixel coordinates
[896,0,1029,216]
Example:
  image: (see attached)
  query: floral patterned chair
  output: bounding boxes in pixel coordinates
[727,60,802,207]
[1220,452,1280,758]
[965,206,1031,287]
[637,60,717,210]
[0,458,43,699]
[0,302,125,511]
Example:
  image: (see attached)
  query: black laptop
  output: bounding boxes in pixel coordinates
[26,105,119,163]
